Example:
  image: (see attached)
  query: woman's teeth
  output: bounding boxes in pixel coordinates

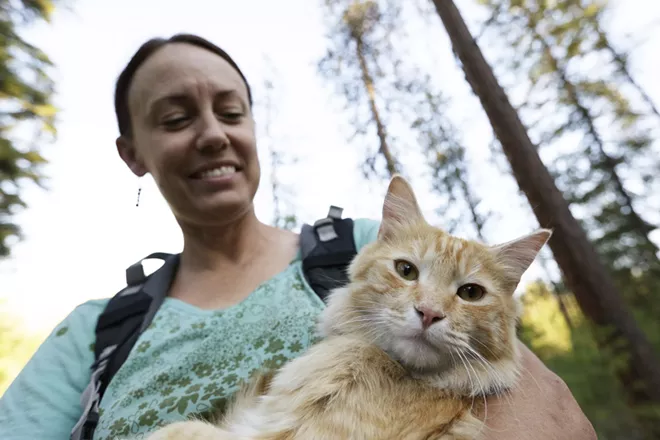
[198,166,236,178]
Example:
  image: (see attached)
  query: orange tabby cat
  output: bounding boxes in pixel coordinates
[139,175,551,440]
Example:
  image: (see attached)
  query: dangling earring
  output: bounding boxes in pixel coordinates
[135,177,143,207]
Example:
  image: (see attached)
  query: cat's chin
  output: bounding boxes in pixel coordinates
[383,335,455,374]
[382,335,520,397]
[421,356,521,397]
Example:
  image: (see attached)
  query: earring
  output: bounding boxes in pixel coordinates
[135,178,143,207]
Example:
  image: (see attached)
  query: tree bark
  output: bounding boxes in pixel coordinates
[355,36,398,177]
[430,0,660,405]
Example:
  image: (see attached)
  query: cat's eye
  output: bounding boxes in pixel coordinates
[394,260,419,281]
[457,284,486,301]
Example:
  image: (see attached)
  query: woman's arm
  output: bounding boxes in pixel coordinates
[0,301,104,440]
[478,341,597,440]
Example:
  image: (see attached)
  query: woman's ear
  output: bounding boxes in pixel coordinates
[117,136,148,177]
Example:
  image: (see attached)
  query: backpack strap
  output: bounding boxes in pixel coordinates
[300,205,358,302]
[70,252,180,440]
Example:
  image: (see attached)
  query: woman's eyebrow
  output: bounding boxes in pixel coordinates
[146,94,188,117]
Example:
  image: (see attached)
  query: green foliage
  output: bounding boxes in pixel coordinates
[477,2,660,433]
[518,282,659,440]
[478,0,660,312]
[412,88,490,238]
[318,0,491,237]
[318,0,405,180]
[0,299,45,396]
[0,0,60,258]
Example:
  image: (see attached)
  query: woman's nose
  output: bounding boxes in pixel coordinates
[195,113,230,152]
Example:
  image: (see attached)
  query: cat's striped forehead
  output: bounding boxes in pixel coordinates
[399,226,489,268]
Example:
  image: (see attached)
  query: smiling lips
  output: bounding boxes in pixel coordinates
[190,165,238,179]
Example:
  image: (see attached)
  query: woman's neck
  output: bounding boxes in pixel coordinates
[178,208,272,271]
[170,207,300,309]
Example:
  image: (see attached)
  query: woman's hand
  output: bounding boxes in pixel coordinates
[476,340,597,440]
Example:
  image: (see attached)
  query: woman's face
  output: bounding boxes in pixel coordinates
[118,43,260,226]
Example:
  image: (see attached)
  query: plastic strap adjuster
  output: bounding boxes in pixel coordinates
[313,218,338,242]
[70,345,117,440]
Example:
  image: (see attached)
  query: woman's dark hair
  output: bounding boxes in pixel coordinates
[114,33,253,137]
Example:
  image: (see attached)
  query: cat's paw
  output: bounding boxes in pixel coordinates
[141,420,230,440]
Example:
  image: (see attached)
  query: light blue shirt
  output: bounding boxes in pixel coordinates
[0,218,380,440]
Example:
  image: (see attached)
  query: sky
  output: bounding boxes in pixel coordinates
[1,0,659,334]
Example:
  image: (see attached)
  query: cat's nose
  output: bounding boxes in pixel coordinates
[414,306,445,329]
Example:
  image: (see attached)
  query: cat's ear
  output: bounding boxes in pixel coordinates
[490,229,552,283]
[378,174,424,240]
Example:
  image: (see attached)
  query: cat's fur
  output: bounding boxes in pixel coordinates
[137,175,551,440]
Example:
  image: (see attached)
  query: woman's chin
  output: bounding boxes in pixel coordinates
[178,196,254,227]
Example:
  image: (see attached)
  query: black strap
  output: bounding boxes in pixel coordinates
[73,206,357,440]
[71,253,179,440]
[99,253,180,389]
[300,205,358,302]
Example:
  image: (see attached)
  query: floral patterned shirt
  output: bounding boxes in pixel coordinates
[0,218,380,440]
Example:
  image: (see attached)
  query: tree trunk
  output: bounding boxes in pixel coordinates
[554,292,575,331]
[429,0,660,406]
[456,168,486,241]
[355,36,398,177]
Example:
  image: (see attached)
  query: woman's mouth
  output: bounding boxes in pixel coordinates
[193,165,237,179]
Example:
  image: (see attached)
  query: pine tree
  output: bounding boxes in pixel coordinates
[319,0,400,180]
[0,0,60,258]
[318,0,491,237]
[412,86,488,239]
[477,0,660,311]
[428,0,660,423]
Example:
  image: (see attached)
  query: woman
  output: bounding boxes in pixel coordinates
[0,34,596,440]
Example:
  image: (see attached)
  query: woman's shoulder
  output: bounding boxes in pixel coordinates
[351,217,381,252]
[52,298,109,337]
[68,297,110,318]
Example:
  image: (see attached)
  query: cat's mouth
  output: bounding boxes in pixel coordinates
[402,331,444,353]
[406,325,441,343]
[390,334,455,374]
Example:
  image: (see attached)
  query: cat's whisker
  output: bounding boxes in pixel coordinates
[461,346,500,382]
[466,335,500,361]
[454,348,479,395]
[448,346,458,369]
[468,393,489,440]
[341,320,394,346]
[461,349,487,396]
[450,347,470,390]
[464,345,506,388]
[449,341,502,397]
[460,345,518,413]
[464,348,508,399]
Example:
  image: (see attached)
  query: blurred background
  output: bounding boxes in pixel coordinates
[1,0,659,438]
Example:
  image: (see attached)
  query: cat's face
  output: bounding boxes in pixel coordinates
[320,176,550,385]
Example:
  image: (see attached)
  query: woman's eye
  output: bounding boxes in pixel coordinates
[162,116,190,130]
[221,111,244,121]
